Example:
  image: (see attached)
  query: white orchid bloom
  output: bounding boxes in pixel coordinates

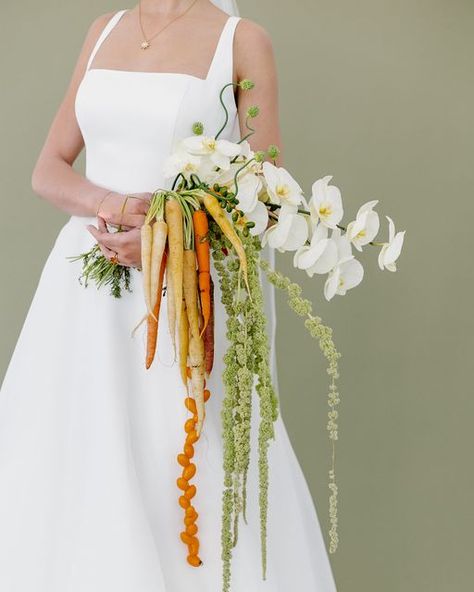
[293,222,338,277]
[246,201,269,236]
[163,144,201,179]
[235,174,262,213]
[234,200,269,237]
[236,141,263,174]
[262,161,304,207]
[215,161,263,214]
[262,204,308,252]
[309,175,344,229]
[378,216,406,272]
[183,135,241,171]
[331,226,353,260]
[322,227,364,301]
[324,258,364,301]
[346,200,380,251]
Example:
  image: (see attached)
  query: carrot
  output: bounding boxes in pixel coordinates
[201,191,250,295]
[183,250,200,337]
[203,276,215,376]
[141,222,154,317]
[145,249,167,369]
[188,334,206,436]
[179,298,189,387]
[165,197,184,344]
[166,264,177,355]
[178,399,203,567]
[192,210,211,337]
[182,249,206,433]
[150,220,168,312]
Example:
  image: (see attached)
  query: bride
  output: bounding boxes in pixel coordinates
[0,1,337,590]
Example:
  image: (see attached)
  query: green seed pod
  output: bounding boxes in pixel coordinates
[239,79,255,91]
[192,121,204,136]
[247,105,260,118]
[267,144,281,160]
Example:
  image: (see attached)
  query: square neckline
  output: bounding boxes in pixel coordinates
[86,9,236,83]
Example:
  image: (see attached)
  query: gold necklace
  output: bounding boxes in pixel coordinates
[138,0,199,50]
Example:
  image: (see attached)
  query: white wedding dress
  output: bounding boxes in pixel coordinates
[0,10,337,592]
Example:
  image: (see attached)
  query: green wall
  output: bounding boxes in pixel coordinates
[1,1,473,590]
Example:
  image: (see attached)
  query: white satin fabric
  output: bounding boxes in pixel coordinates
[0,10,337,591]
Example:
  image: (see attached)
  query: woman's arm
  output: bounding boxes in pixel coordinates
[234,19,284,166]
[31,12,149,228]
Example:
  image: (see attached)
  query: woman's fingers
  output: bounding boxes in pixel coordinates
[87,221,117,260]
[99,192,151,228]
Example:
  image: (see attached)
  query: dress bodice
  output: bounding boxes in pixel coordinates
[74,9,241,195]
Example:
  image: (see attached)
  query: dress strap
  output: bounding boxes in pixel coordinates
[86,9,129,71]
[206,16,242,84]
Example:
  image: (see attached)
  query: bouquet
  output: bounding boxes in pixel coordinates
[69,79,405,592]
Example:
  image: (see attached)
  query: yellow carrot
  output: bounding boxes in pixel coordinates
[201,192,250,294]
[189,334,206,436]
[141,223,154,317]
[150,219,168,312]
[166,263,177,355]
[183,250,199,338]
[165,198,184,340]
[179,298,189,388]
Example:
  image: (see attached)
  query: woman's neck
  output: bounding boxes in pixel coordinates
[137,0,198,15]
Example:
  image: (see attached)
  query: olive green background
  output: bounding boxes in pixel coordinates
[1,1,473,590]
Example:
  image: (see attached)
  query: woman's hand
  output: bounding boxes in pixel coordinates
[96,192,152,230]
[86,216,143,268]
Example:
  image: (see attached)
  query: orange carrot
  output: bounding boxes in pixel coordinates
[203,276,214,376]
[192,210,211,337]
[146,250,167,369]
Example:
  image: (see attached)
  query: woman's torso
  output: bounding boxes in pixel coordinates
[74,8,242,195]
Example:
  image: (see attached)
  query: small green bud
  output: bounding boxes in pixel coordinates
[213,183,221,192]
[246,221,256,228]
[226,191,235,199]
[254,151,265,163]
[226,203,233,213]
[267,144,280,160]
[239,79,255,91]
[243,226,250,237]
[247,105,260,118]
[232,211,239,222]
[192,121,204,135]
[221,187,228,197]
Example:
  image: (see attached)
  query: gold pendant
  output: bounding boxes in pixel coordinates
[141,40,150,50]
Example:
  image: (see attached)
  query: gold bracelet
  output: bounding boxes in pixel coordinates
[95,190,114,217]
[118,195,131,228]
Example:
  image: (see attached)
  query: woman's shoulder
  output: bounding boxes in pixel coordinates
[233,17,276,77]
[235,17,274,52]
[86,10,120,38]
